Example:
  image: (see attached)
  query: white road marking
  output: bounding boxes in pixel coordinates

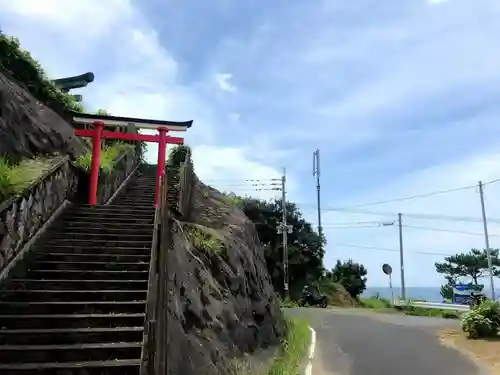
[305,326,317,375]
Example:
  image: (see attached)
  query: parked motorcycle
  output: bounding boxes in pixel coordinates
[298,293,328,308]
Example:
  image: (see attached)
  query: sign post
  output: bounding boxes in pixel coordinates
[382,263,394,304]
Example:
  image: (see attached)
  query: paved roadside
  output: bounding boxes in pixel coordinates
[288,308,486,375]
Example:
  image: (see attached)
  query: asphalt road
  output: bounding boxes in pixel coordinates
[288,308,487,375]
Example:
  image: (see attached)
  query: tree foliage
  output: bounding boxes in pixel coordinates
[327,259,368,298]
[235,197,325,298]
[435,248,500,285]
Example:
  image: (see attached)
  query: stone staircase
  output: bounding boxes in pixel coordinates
[0,171,157,374]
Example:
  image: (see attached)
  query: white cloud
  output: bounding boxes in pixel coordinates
[214,73,237,92]
[0,0,280,200]
[427,0,449,4]
[192,145,287,200]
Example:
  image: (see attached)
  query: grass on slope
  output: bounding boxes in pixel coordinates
[267,317,311,375]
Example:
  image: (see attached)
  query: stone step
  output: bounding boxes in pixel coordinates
[45,238,152,248]
[0,342,142,364]
[38,246,151,256]
[0,359,140,374]
[0,289,147,302]
[48,232,153,242]
[59,221,154,230]
[8,279,148,290]
[49,225,153,235]
[112,199,155,206]
[65,210,154,219]
[0,313,145,330]
[122,187,156,192]
[28,269,149,280]
[28,261,149,271]
[77,204,154,212]
[0,327,143,346]
[120,192,156,197]
[60,214,154,226]
[0,301,146,315]
[34,252,150,263]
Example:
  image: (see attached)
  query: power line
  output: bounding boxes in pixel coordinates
[324,207,500,224]
[310,177,500,213]
[332,243,450,257]
[321,221,500,236]
[323,184,478,211]
[403,224,500,237]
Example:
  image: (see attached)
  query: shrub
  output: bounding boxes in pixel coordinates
[461,310,497,339]
[474,300,500,328]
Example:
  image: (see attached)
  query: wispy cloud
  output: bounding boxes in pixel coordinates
[214,73,237,92]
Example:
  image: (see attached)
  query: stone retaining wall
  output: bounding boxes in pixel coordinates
[0,157,79,273]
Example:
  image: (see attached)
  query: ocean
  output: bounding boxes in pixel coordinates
[362,287,443,302]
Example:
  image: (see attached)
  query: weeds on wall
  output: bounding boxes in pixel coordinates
[185,224,226,257]
[73,142,134,174]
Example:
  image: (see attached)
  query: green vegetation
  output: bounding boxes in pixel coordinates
[267,317,310,375]
[222,192,244,206]
[359,295,461,319]
[360,296,392,309]
[0,34,83,113]
[436,248,500,300]
[73,142,133,174]
[325,259,368,299]
[461,300,500,339]
[229,197,325,299]
[0,156,59,202]
[185,224,226,257]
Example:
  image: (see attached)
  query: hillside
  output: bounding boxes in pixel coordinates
[0,71,87,159]
[165,175,285,375]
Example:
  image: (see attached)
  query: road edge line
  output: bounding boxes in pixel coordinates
[305,326,316,375]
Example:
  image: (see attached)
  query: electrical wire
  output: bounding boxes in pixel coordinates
[403,224,500,237]
[323,207,500,224]
[332,243,450,256]
[309,177,500,213]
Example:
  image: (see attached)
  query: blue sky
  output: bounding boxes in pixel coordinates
[2,0,500,288]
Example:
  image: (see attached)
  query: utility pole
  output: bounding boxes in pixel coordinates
[398,213,406,302]
[313,150,323,247]
[478,181,495,300]
[277,168,292,299]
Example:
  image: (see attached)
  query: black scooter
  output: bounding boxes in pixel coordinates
[298,293,328,308]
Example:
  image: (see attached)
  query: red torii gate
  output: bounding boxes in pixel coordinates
[71,112,193,206]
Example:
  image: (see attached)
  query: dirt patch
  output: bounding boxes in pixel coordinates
[439,328,500,374]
